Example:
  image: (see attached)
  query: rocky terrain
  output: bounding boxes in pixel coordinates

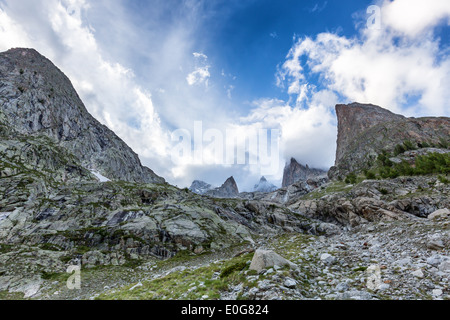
[0,48,164,184]
[282,158,327,188]
[329,103,450,180]
[0,48,449,301]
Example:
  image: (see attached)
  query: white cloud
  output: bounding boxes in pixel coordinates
[186,52,210,86]
[0,0,171,174]
[382,0,450,37]
[277,1,450,117]
[186,66,210,86]
[1,0,448,191]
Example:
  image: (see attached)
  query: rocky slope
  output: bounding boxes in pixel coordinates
[0,48,164,184]
[0,49,345,299]
[0,49,449,301]
[329,103,450,180]
[282,158,327,188]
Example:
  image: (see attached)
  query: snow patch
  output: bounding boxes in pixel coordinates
[90,170,111,182]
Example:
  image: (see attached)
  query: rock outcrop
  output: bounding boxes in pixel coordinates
[189,180,213,195]
[253,177,278,193]
[330,102,450,180]
[206,176,240,198]
[0,48,164,184]
[282,158,327,188]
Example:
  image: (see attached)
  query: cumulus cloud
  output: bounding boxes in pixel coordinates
[382,0,450,37]
[277,1,450,117]
[0,0,448,191]
[0,0,171,174]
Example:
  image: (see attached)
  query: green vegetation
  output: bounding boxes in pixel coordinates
[373,150,450,179]
[345,173,357,184]
[301,181,353,200]
[438,175,449,184]
[220,260,248,279]
[96,252,255,300]
[393,140,417,156]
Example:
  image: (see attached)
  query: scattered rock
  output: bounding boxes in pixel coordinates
[411,269,424,278]
[249,249,297,273]
[320,253,337,265]
[428,208,450,220]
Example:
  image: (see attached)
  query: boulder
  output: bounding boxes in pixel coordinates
[428,208,450,220]
[249,249,297,273]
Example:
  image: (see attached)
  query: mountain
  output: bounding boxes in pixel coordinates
[1,49,449,301]
[253,176,278,193]
[282,158,328,187]
[189,180,213,195]
[0,48,164,184]
[329,102,450,179]
[206,176,240,198]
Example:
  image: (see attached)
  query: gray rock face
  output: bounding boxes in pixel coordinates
[330,102,450,179]
[189,180,213,195]
[0,48,164,184]
[253,177,278,193]
[206,177,240,198]
[335,103,405,167]
[282,158,327,188]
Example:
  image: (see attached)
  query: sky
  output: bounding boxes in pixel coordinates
[0,0,449,191]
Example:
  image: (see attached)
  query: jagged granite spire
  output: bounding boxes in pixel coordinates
[254,176,277,193]
[205,176,239,198]
[0,48,164,184]
[282,158,327,188]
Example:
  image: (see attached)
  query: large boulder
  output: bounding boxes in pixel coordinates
[249,249,297,272]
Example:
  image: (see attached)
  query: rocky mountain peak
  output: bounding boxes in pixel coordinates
[205,176,240,198]
[282,158,327,188]
[189,180,213,195]
[253,176,278,193]
[330,102,450,179]
[335,102,405,166]
[0,48,164,184]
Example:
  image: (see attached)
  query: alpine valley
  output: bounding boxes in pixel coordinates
[0,48,449,301]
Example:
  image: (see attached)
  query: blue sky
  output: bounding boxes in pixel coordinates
[0,0,449,190]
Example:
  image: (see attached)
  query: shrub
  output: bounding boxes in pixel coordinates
[438,175,449,184]
[377,151,393,167]
[345,173,357,184]
[438,138,449,149]
[365,170,376,180]
[418,141,430,148]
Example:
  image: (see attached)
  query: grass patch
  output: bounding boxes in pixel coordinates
[96,252,254,300]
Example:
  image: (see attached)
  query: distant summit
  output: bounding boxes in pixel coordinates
[254,176,278,193]
[189,180,213,195]
[282,158,327,188]
[206,177,240,198]
[189,177,240,198]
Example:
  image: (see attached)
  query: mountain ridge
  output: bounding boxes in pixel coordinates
[0,48,164,184]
